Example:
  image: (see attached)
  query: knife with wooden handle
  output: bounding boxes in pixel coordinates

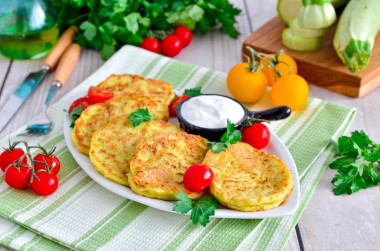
[0,26,78,132]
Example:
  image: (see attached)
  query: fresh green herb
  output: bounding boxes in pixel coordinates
[69,106,83,128]
[173,191,220,227]
[53,0,241,59]
[207,119,242,153]
[129,108,153,126]
[184,86,202,97]
[329,130,380,195]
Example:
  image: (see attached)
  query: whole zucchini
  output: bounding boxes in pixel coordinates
[333,0,380,73]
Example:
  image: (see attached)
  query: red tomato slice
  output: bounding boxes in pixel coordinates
[88,87,114,103]
[68,97,94,113]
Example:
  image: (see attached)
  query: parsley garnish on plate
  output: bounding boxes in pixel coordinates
[69,106,83,128]
[330,130,380,195]
[129,108,153,127]
[207,119,242,153]
[173,191,220,227]
[183,87,202,97]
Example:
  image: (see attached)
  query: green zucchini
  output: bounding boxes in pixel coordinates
[298,0,336,29]
[289,17,328,38]
[333,0,380,73]
[282,28,323,51]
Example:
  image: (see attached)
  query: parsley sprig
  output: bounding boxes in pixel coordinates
[173,191,220,227]
[329,130,380,195]
[129,108,154,127]
[207,119,242,154]
[184,87,202,97]
[69,106,83,128]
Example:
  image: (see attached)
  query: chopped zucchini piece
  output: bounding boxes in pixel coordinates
[289,18,328,38]
[298,0,336,29]
[282,28,323,51]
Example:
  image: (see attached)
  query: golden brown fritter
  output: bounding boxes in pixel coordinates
[90,118,183,185]
[128,132,209,200]
[71,94,169,155]
[97,74,175,105]
[203,142,294,212]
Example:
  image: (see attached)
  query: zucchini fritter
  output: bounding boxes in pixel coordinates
[90,118,183,185]
[129,132,209,200]
[71,94,169,155]
[97,74,175,105]
[203,142,294,212]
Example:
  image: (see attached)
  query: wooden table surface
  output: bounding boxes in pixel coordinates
[0,1,379,250]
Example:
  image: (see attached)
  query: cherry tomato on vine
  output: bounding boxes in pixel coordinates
[31,171,59,196]
[270,74,309,111]
[174,26,192,47]
[139,37,160,53]
[261,54,297,86]
[161,35,182,57]
[33,153,61,175]
[4,162,32,189]
[227,63,268,103]
[241,123,270,150]
[183,164,214,192]
[88,87,114,103]
[68,97,94,113]
[168,95,189,117]
[0,148,27,172]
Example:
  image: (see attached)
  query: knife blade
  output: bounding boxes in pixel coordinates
[0,67,49,131]
[0,25,78,132]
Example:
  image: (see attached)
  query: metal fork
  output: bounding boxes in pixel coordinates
[18,44,81,137]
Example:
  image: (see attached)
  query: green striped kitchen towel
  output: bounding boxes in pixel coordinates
[0,45,356,251]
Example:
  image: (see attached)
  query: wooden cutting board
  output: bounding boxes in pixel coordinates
[243,17,380,98]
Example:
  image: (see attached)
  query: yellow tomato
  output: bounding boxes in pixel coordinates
[270,74,309,111]
[227,63,268,103]
[261,54,298,86]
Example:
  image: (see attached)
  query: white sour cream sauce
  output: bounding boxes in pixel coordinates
[180,95,245,129]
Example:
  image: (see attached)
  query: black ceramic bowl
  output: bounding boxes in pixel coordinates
[176,94,291,141]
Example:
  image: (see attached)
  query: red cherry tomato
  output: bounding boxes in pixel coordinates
[68,97,94,113]
[88,87,114,103]
[183,164,214,192]
[4,162,32,189]
[174,26,192,47]
[0,148,26,172]
[31,171,59,196]
[33,153,60,175]
[168,95,189,117]
[241,123,270,150]
[139,37,160,53]
[161,35,182,57]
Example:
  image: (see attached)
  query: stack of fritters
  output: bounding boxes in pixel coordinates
[71,74,174,155]
[90,117,183,185]
[203,142,294,212]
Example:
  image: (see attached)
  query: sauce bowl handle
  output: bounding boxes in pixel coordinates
[247,106,291,121]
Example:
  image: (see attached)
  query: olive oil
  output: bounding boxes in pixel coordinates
[0,26,59,60]
[0,0,58,60]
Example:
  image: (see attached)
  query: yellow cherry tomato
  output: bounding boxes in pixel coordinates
[270,74,309,111]
[261,54,298,86]
[227,63,268,103]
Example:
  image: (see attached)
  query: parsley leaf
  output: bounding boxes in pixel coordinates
[207,119,242,154]
[173,191,220,227]
[129,108,153,127]
[69,106,83,128]
[183,87,202,97]
[329,130,380,195]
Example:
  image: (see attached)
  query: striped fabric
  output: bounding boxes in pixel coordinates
[0,46,356,251]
